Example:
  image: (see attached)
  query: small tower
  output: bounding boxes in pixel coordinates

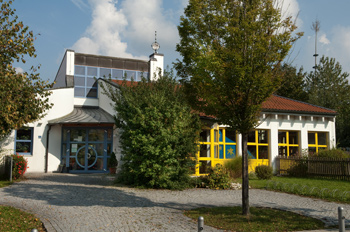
[149,31,164,81]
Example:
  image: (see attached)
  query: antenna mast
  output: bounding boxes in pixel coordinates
[311,19,320,73]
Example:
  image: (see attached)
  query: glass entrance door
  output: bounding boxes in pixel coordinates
[61,127,113,173]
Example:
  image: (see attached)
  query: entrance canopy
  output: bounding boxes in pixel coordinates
[48,106,115,125]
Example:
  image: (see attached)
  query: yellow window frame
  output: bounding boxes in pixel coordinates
[247,129,269,160]
[196,127,237,176]
[278,130,299,156]
[308,132,328,153]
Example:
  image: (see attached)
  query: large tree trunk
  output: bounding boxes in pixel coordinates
[242,132,250,216]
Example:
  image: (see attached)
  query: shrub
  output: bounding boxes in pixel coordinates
[287,159,308,177]
[255,165,273,180]
[11,154,28,180]
[223,156,242,179]
[104,73,201,190]
[206,164,231,189]
[107,152,118,168]
[248,172,257,179]
[313,148,350,159]
[190,176,209,188]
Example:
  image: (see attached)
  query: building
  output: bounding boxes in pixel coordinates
[196,95,336,175]
[1,49,337,175]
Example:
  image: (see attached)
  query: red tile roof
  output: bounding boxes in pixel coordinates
[105,79,336,116]
[262,95,336,115]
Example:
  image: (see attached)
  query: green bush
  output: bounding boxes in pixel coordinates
[255,165,273,180]
[313,148,350,159]
[190,176,209,188]
[248,172,257,179]
[223,156,242,179]
[11,154,28,180]
[206,164,231,189]
[103,72,201,190]
[107,152,118,168]
[287,159,308,177]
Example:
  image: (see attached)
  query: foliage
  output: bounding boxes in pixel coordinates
[206,164,231,189]
[175,0,302,134]
[286,159,308,178]
[306,56,350,109]
[312,148,350,159]
[275,63,308,101]
[0,180,12,187]
[0,205,46,232]
[101,71,201,190]
[0,0,53,139]
[11,154,28,180]
[175,0,302,214]
[255,165,273,180]
[190,176,209,188]
[184,206,325,232]
[306,56,350,147]
[223,156,243,179]
[107,152,118,168]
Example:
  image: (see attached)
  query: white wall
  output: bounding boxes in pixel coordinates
[149,53,164,81]
[232,112,336,169]
[2,88,74,173]
[98,80,116,116]
[74,98,99,107]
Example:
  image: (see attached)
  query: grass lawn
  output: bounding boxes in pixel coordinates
[0,205,46,232]
[245,176,350,203]
[185,206,325,232]
[0,180,12,188]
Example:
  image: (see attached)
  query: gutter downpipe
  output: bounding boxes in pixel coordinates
[45,124,52,173]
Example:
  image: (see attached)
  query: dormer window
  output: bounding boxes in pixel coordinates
[74,66,98,98]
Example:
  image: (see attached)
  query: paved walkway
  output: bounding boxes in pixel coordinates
[0,173,349,232]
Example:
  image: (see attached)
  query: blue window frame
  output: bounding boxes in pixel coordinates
[15,127,33,155]
[74,66,98,98]
[61,127,113,173]
[74,65,150,98]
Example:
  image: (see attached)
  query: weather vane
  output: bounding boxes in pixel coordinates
[151,31,160,53]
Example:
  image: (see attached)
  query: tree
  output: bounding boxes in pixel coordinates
[306,56,350,147]
[275,63,308,102]
[101,72,201,189]
[175,0,301,215]
[0,0,52,138]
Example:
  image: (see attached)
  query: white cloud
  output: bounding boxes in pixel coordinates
[71,0,89,11]
[72,0,181,62]
[301,25,350,74]
[319,33,330,45]
[275,0,302,28]
[326,26,350,73]
[15,67,24,74]
[72,0,135,58]
[121,0,179,55]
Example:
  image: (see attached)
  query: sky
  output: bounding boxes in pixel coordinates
[10,0,350,82]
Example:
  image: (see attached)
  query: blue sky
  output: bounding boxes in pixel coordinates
[11,0,350,82]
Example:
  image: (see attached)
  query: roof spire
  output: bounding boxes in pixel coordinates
[151,31,160,53]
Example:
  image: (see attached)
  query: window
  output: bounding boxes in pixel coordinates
[74,65,98,98]
[74,65,150,98]
[308,132,328,154]
[278,131,299,156]
[197,127,237,174]
[247,130,269,159]
[15,128,33,155]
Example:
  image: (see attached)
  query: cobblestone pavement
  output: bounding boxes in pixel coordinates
[0,173,349,232]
